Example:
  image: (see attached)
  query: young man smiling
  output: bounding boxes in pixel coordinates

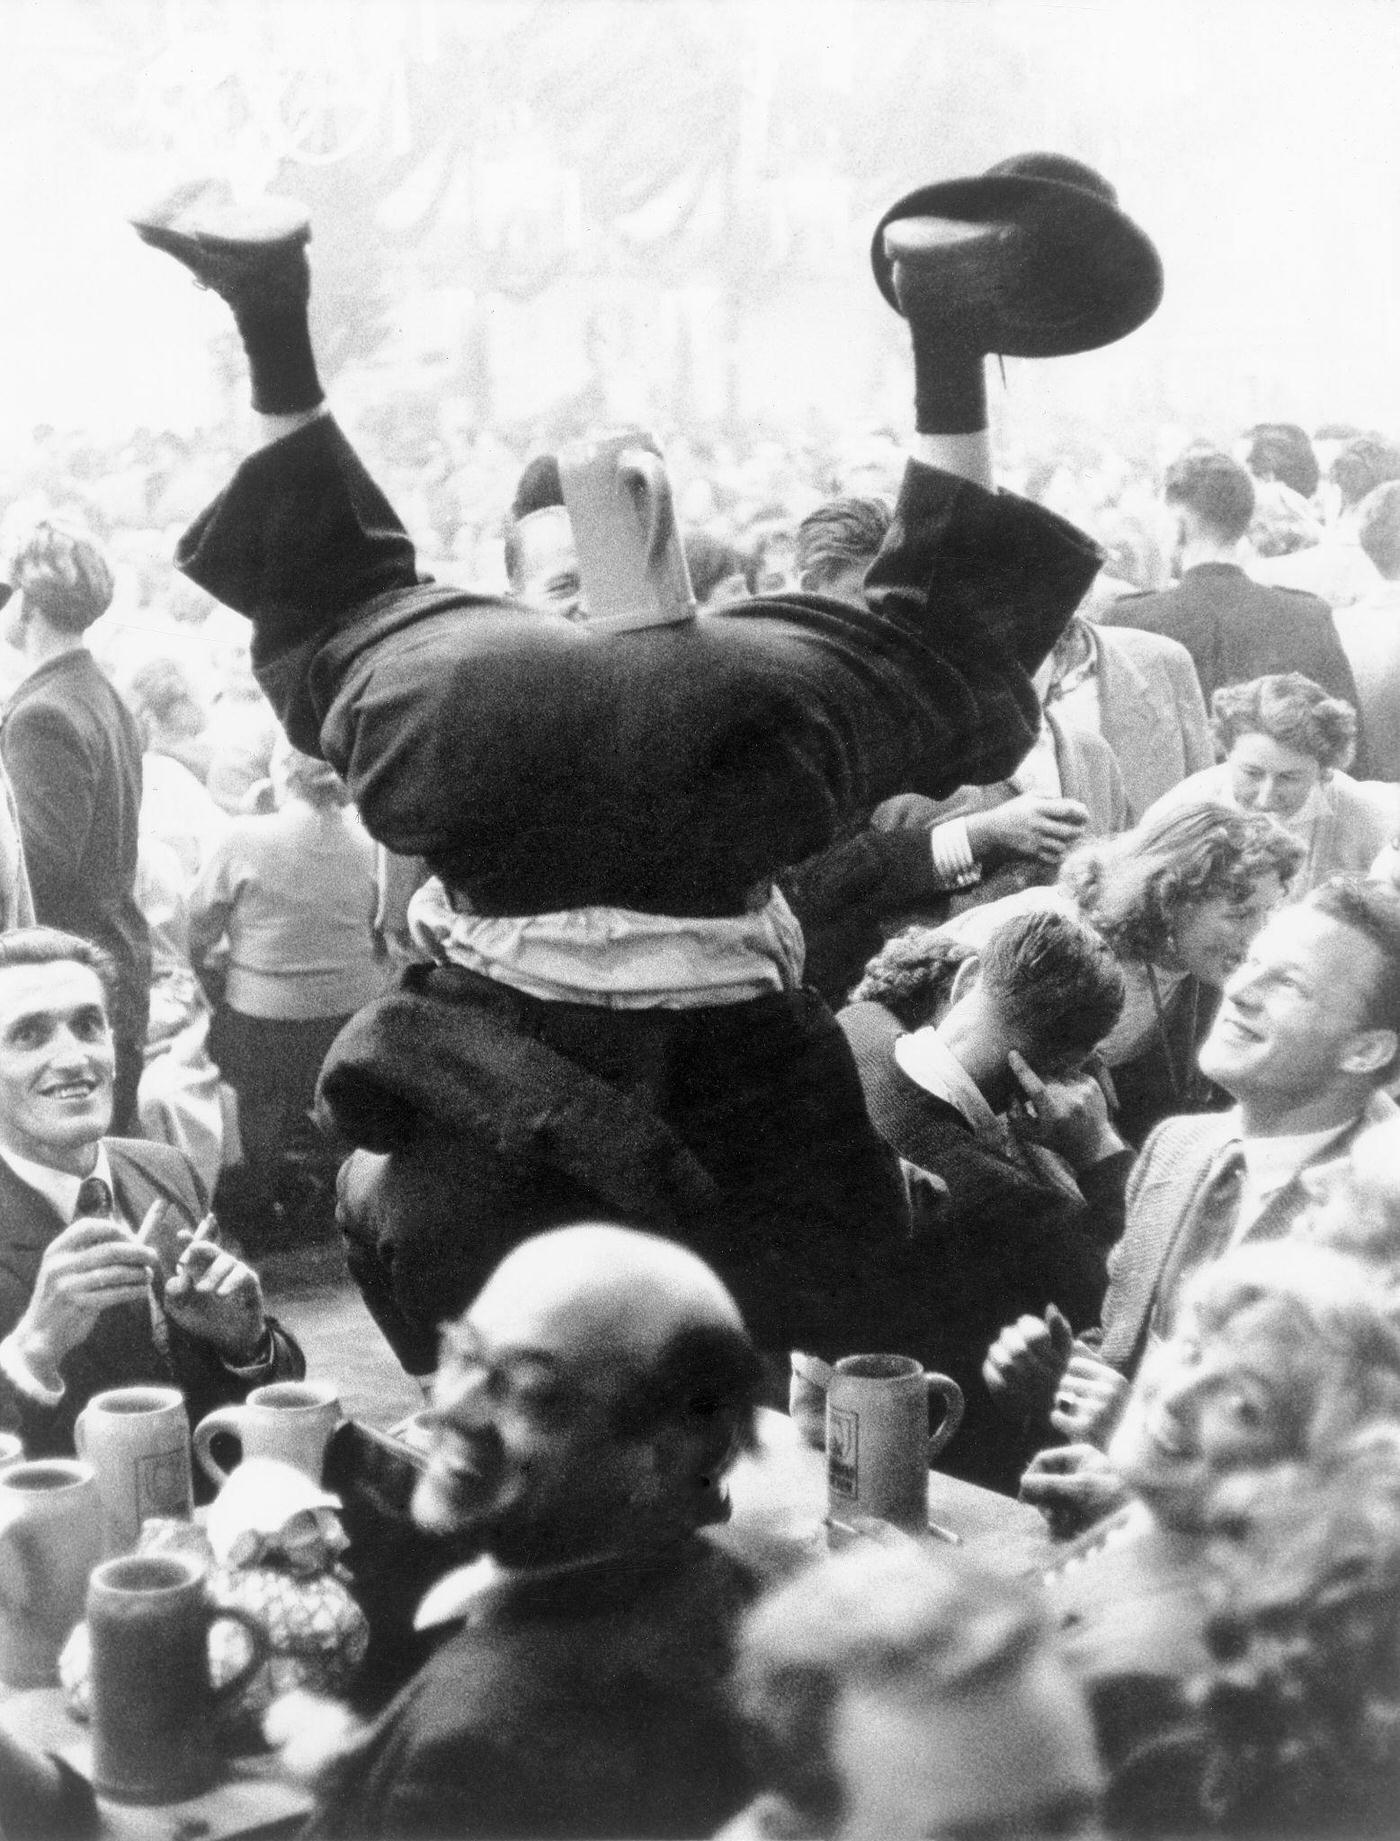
[0,927,302,1453]
[987,876,1400,1510]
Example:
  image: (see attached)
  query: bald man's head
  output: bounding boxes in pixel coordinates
[414,1224,760,1563]
[480,1222,745,1360]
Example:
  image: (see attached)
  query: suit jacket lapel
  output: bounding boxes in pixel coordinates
[0,1153,66,1255]
[1103,1115,1235,1370]
[107,1145,196,1237]
[1240,1112,1369,1250]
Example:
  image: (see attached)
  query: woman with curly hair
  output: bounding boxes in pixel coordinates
[844,925,977,1032]
[1144,671,1398,893]
[927,798,1303,1145]
[1107,1422,1400,1837]
[1036,1244,1400,1816]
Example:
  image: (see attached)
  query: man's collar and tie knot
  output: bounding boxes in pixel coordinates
[75,1174,113,1218]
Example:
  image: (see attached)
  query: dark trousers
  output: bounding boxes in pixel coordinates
[213,1008,351,1234]
[110,975,151,1139]
[327,963,912,1377]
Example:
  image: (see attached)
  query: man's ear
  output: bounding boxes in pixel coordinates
[947,953,981,1010]
[644,1413,744,1529]
[1340,1028,1399,1079]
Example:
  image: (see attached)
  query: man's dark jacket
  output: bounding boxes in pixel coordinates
[303,1538,758,1841]
[0,1136,303,1453]
[1100,564,1369,770]
[1,651,152,1124]
[175,416,1101,1372]
[840,1000,1128,1492]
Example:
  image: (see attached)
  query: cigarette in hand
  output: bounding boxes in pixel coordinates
[175,1214,217,1272]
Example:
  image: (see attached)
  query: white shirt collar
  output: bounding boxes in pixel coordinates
[0,1141,115,1223]
[1228,1091,1396,1237]
[894,1029,1000,1139]
[415,1546,627,1631]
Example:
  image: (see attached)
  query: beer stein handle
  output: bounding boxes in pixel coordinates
[617,449,675,573]
[925,1373,966,1460]
[203,1605,270,1709]
[192,1407,246,1488]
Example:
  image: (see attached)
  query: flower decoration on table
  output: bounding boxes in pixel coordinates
[60,1460,368,1731]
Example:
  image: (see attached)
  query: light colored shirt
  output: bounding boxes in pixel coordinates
[1233,1114,1355,1243]
[894,1027,1000,1138]
[1334,582,1400,784]
[188,798,388,1019]
[1255,526,1379,609]
[408,877,805,1009]
[141,751,229,885]
[928,817,981,890]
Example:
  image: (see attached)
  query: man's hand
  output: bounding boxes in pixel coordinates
[968,794,1089,868]
[1019,1442,1130,1539]
[163,1236,268,1365]
[1050,1348,1132,1446]
[264,1689,365,1785]
[12,1219,160,1388]
[1007,1051,1126,1172]
[982,1303,1075,1417]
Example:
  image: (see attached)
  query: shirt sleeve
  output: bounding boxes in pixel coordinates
[929,818,981,889]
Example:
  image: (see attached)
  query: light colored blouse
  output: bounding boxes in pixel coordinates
[188,798,388,1020]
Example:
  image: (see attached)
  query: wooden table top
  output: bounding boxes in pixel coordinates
[709,1408,1054,1579]
[0,1687,311,1841]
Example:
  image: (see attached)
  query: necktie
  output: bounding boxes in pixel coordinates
[74,1172,170,1358]
[75,1175,114,1218]
[1151,1141,1246,1338]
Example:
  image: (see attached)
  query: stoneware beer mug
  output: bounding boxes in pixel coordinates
[74,1385,194,1556]
[821,1355,965,1534]
[194,1380,341,1488]
[557,428,697,631]
[87,1552,267,1803]
[0,1458,102,1686]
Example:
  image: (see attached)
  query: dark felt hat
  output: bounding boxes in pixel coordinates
[871,153,1164,358]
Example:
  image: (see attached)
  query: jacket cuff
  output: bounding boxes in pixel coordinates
[0,1332,65,1405]
[223,1325,277,1377]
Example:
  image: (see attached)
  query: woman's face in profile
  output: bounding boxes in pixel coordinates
[1109,1298,1328,1527]
[1165,872,1287,985]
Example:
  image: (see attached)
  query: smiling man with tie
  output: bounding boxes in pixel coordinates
[987,875,1400,1526]
[0,926,302,1454]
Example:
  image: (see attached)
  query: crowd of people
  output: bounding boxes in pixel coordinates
[1,152,1400,1838]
